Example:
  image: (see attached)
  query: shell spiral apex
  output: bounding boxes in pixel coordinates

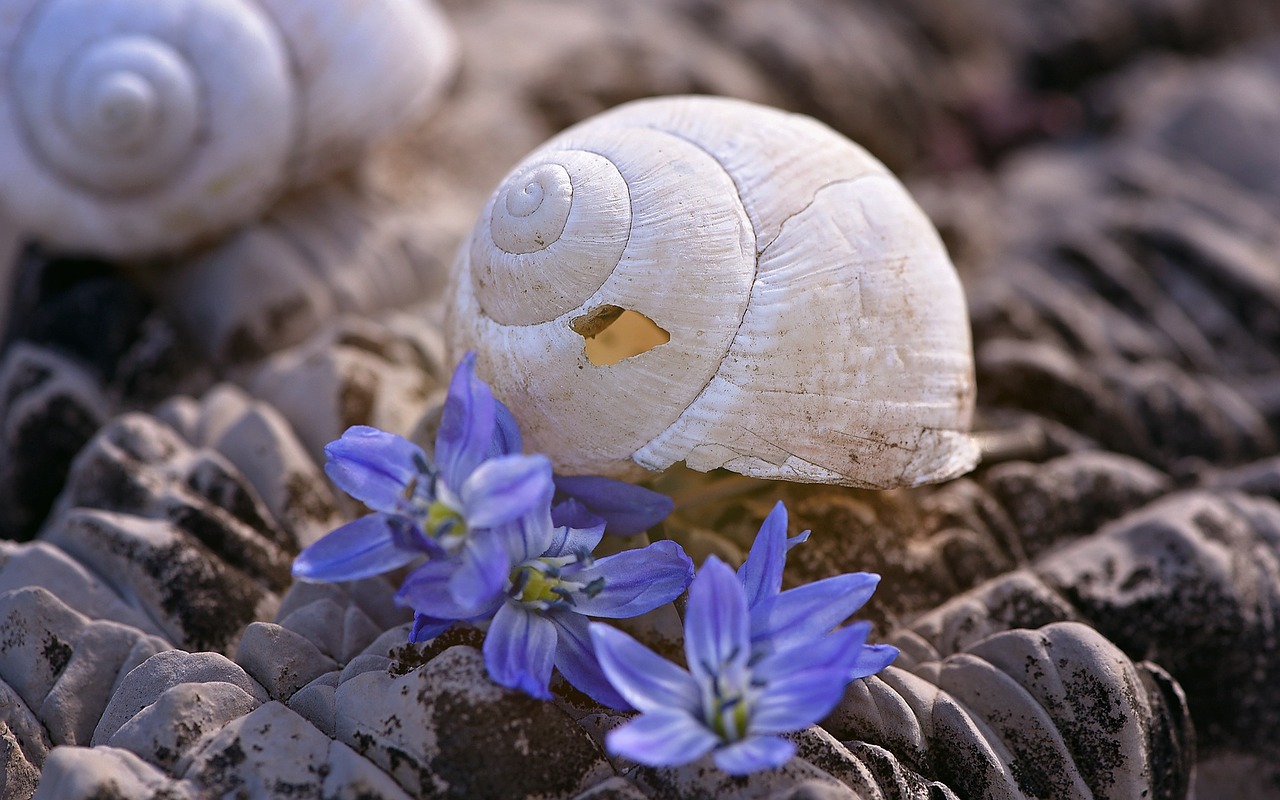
[447,95,979,489]
[0,0,457,258]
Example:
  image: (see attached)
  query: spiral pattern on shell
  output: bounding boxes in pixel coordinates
[473,154,631,325]
[0,0,294,256]
[449,96,979,489]
[0,0,458,258]
[26,34,201,193]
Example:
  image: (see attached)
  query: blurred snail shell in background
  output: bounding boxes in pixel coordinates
[448,95,979,489]
[0,0,457,258]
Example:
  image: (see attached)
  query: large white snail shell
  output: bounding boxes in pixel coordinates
[448,96,979,489]
[0,0,456,258]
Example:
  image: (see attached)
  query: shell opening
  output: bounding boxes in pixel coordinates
[571,306,670,366]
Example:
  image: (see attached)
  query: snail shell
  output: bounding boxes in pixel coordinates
[447,95,978,489]
[0,0,456,258]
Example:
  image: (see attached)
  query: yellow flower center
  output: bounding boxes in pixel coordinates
[512,565,560,604]
[425,500,464,539]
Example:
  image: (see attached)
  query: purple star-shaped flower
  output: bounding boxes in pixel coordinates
[398,498,694,706]
[740,502,899,674]
[588,502,898,775]
[292,352,554,615]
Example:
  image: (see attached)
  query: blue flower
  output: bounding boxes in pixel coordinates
[588,503,898,776]
[552,474,675,536]
[398,498,694,706]
[290,349,690,704]
[739,502,899,674]
[292,353,554,612]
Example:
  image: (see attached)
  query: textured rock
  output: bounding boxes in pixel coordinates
[836,741,958,800]
[0,722,42,800]
[235,621,339,702]
[107,681,261,771]
[674,0,938,172]
[159,182,448,364]
[160,216,338,366]
[371,0,774,234]
[1206,455,1280,503]
[275,575,409,640]
[92,650,267,746]
[50,412,296,580]
[321,734,418,800]
[175,701,326,795]
[2,257,149,381]
[980,451,1172,558]
[0,540,161,634]
[1116,48,1280,208]
[0,210,18,342]
[156,383,344,548]
[276,580,409,664]
[39,617,172,747]
[0,343,109,539]
[785,728,887,799]
[0,586,93,711]
[32,745,194,800]
[571,777,651,800]
[243,315,447,462]
[287,675,339,738]
[36,411,304,653]
[0,678,52,789]
[628,742,867,800]
[754,448,1188,630]
[978,340,1274,470]
[868,487,1280,792]
[943,626,1171,798]
[829,623,1191,799]
[335,645,613,798]
[44,510,278,654]
[1034,491,1280,758]
[2,249,209,399]
[356,623,422,666]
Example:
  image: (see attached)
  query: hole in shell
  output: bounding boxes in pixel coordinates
[570,306,670,366]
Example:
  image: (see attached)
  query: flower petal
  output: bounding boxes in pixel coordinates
[435,352,496,490]
[494,507,556,566]
[750,572,880,654]
[786,529,811,551]
[569,541,693,618]
[605,708,719,768]
[737,501,788,610]
[396,559,500,621]
[459,454,554,530]
[292,514,418,582]
[684,556,751,684]
[849,643,899,681]
[711,735,796,775]
[553,475,674,536]
[410,613,454,643]
[484,603,557,699]
[588,623,701,715]
[547,612,630,710]
[489,399,523,457]
[749,666,851,734]
[545,499,606,557]
[753,622,871,683]
[324,426,429,514]
[448,529,512,615]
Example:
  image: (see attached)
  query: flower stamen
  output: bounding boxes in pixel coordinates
[508,556,600,610]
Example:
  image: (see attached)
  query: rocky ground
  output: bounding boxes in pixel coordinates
[3,0,1280,797]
